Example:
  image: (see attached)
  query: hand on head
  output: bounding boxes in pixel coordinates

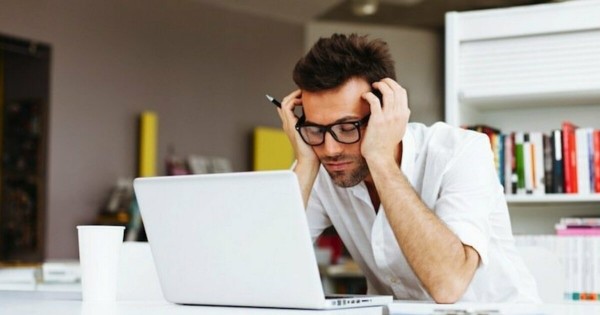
[360,78,410,162]
[277,89,320,166]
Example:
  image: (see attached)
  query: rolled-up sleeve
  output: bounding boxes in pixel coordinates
[433,134,498,267]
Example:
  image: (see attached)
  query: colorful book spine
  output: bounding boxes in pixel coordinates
[552,129,565,194]
[531,132,545,195]
[463,123,600,196]
[593,130,600,193]
[515,132,526,194]
[562,122,578,194]
[575,128,591,194]
[523,133,534,194]
[544,133,553,194]
[504,133,515,194]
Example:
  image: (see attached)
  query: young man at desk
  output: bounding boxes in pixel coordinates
[274,34,540,304]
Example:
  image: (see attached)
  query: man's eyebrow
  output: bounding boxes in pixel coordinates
[304,115,362,125]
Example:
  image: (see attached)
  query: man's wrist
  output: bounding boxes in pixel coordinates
[294,158,320,174]
[365,155,400,177]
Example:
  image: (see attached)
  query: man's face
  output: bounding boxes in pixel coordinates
[301,77,372,187]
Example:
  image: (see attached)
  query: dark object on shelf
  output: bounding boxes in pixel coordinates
[0,33,51,263]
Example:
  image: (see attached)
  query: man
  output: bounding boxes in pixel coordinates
[276,34,540,303]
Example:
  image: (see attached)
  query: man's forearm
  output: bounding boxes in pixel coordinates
[368,158,479,303]
[293,160,320,208]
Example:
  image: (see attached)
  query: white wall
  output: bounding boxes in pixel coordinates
[306,21,443,124]
[0,0,303,258]
[0,2,444,260]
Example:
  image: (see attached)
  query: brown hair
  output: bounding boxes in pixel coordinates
[293,33,396,92]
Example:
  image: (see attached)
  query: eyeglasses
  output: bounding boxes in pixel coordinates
[295,114,370,146]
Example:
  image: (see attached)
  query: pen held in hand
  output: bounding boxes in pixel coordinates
[265,94,281,108]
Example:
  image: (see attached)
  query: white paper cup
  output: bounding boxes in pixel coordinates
[77,225,124,302]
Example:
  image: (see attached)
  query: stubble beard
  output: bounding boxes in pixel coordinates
[322,154,370,188]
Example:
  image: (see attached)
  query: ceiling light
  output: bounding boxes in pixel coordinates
[351,0,379,16]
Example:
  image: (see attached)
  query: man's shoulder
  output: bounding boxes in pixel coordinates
[409,121,489,156]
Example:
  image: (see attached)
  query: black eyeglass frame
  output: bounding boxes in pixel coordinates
[294,114,371,146]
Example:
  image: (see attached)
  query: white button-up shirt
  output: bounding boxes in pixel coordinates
[306,122,540,303]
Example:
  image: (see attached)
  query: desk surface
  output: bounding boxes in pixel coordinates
[3,290,600,315]
[0,291,383,315]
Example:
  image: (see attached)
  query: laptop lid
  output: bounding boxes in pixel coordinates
[134,170,332,309]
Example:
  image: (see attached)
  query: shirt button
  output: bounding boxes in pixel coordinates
[389,278,400,284]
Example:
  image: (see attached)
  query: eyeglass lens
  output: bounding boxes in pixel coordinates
[299,123,360,145]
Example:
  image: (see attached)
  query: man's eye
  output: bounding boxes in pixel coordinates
[305,127,323,136]
[338,124,356,133]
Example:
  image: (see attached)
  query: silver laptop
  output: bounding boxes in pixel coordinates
[133,170,392,309]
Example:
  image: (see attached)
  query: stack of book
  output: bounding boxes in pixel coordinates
[464,122,600,195]
[0,265,39,291]
[556,217,600,236]
[515,217,600,301]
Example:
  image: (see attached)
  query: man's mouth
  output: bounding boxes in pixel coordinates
[324,161,352,172]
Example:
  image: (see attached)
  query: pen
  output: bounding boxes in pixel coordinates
[265,94,281,108]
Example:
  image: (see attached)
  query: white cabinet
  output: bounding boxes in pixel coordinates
[445,0,600,234]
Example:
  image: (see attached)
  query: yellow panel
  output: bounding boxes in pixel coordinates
[253,127,294,171]
[139,111,158,177]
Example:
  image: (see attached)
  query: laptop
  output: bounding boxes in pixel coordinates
[133,170,392,309]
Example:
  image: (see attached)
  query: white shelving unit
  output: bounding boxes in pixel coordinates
[445,0,600,234]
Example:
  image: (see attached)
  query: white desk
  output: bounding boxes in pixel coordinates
[3,290,600,315]
[388,300,600,315]
[0,291,383,315]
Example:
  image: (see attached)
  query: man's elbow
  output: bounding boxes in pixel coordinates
[430,245,479,303]
[429,277,469,304]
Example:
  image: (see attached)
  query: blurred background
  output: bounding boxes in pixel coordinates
[0,0,564,261]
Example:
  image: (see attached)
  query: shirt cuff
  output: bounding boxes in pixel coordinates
[447,222,489,267]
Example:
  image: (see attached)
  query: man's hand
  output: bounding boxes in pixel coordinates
[276,89,320,207]
[276,89,319,167]
[360,78,410,164]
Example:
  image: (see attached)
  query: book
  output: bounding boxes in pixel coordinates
[593,130,600,193]
[544,133,553,194]
[0,266,39,285]
[523,133,534,194]
[588,129,596,193]
[42,260,80,283]
[575,128,591,194]
[551,129,565,194]
[504,133,515,194]
[560,217,600,227]
[562,122,579,193]
[556,225,600,236]
[530,132,545,195]
[515,132,526,194]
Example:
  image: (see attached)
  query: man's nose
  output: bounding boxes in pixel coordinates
[322,131,343,155]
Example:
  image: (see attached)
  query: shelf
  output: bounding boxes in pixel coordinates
[506,194,600,204]
[459,87,600,111]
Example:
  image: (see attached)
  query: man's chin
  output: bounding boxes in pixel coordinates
[327,170,364,188]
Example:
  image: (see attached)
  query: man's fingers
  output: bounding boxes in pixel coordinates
[373,78,408,111]
[362,92,383,116]
[278,89,302,124]
[381,78,408,110]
